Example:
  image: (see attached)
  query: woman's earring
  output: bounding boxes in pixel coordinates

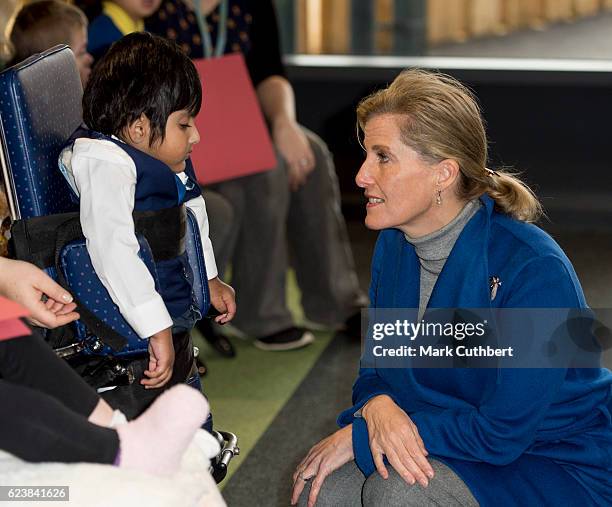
[436,189,442,205]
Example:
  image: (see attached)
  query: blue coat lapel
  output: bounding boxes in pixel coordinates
[428,195,494,309]
[389,194,495,311]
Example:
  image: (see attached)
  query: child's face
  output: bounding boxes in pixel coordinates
[70,26,93,87]
[146,110,200,173]
[113,0,163,20]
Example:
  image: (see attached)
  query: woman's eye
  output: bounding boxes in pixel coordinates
[179,124,190,129]
[376,152,389,163]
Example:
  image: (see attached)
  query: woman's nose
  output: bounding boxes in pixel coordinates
[355,162,372,189]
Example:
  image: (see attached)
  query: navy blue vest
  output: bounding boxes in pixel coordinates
[65,128,202,321]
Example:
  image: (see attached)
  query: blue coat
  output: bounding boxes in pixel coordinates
[338,195,612,506]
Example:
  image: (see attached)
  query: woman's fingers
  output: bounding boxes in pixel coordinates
[290,476,307,506]
[405,428,433,479]
[394,442,431,487]
[408,420,428,455]
[293,444,322,483]
[385,447,418,486]
[371,444,389,479]
[291,455,321,505]
[307,465,331,507]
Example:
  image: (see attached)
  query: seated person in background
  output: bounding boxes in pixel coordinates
[0,257,213,479]
[59,33,235,397]
[9,0,93,86]
[0,0,18,70]
[147,0,367,351]
[87,0,162,61]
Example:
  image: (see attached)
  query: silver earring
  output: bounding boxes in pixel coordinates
[436,189,442,205]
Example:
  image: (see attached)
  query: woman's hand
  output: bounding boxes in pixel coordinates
[272,117,315,192]
[362,395,434,487]
[0,258,79,328]
[291,425,353,507]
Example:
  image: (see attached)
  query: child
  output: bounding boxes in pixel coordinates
[9,0,93,86]
[87,0,162,61]
[60,32,236,392]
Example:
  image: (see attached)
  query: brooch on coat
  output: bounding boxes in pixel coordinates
[489,276,502,301]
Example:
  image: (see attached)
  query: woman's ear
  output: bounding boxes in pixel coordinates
[124,114,151,146]
[436,159,461,191]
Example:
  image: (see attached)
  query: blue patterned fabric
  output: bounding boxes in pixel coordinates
[60,235,157,356]
[0,46,81,219]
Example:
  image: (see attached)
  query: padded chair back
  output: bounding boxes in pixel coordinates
[0,45,81,220]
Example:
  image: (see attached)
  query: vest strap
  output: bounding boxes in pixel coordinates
[9,206,187,352]
[10,205,186,269]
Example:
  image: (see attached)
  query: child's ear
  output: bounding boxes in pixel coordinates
[124,114,151,146]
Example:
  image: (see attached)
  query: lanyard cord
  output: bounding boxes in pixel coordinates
[194,0,228,58]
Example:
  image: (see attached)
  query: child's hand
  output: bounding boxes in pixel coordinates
[142,327,174,389]
[208,277,236,325]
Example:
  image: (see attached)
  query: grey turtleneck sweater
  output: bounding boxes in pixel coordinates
[404,199,481,318]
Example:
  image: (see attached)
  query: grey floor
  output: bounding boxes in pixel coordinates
[429,11,612,60]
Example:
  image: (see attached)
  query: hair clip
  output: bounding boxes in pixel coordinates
[485,168,500,177]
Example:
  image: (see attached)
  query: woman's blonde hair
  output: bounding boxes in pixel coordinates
[356,69,542,222]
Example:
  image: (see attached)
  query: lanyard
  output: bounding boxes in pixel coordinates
[194,0,228,58]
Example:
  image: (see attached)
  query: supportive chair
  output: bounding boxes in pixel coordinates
[0,45,238,482]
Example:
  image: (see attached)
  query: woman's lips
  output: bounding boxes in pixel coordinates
[366,196,385,208]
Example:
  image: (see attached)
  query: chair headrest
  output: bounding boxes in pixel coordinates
[0,45,82,219]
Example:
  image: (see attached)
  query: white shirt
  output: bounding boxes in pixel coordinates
[63,137,218,338]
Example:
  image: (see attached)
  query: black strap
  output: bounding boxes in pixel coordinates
[53,216,128,352]
[9,206,187,352]
[10,206,186,270]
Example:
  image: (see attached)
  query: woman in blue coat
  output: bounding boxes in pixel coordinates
[291,69,612,506]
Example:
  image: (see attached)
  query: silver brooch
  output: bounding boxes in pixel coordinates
[489,276,502,301]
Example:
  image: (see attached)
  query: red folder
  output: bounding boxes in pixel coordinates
[191,53,277,185]
[0,296,30,341]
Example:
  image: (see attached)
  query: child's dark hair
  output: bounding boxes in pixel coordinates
[10,0,88,64]
[83,32,202,145]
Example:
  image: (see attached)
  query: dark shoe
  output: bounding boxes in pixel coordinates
[197,319,236,358]
[342,311,363,340]
[253,327,315,351]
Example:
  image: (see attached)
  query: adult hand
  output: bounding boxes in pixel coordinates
[142,327,174,389]
[272,117,315,192]
[291,425,353,507]
[0,258,79,328]
[362,395,434,487]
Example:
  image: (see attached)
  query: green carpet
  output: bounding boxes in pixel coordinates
[192,270,334,485]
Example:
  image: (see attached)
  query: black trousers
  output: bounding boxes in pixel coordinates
[0,331,119,464]
[100,330,196,419]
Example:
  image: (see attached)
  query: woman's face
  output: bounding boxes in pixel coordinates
[355,114,440,237]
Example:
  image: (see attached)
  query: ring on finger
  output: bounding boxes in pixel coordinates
[299,472,315,482]
[299,157,309,168]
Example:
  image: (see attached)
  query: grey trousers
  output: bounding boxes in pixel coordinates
[209,128,365,337]
[297,460,479,507]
